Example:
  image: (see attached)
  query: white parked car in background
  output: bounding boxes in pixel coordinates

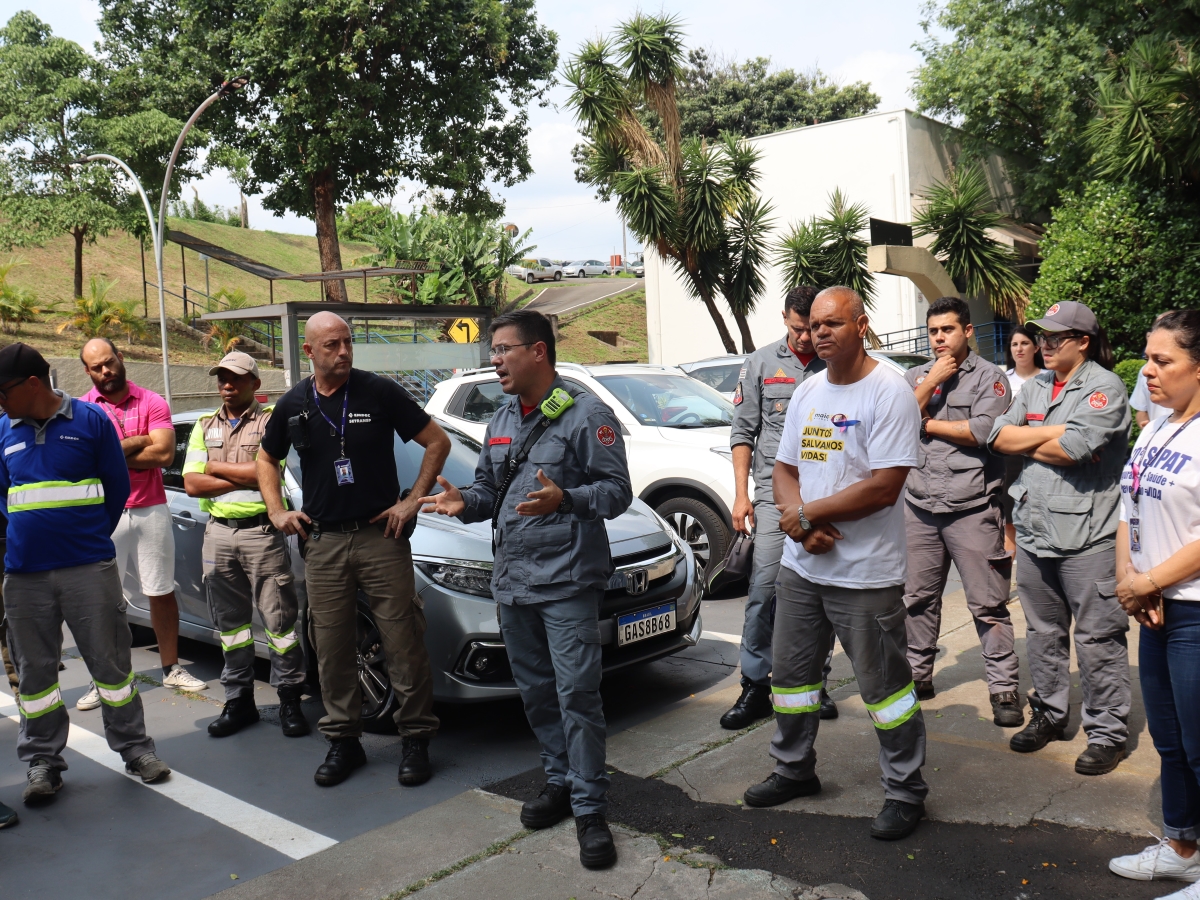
[505,258,564,283]
[563,259,612,277]
[681,350,932,400]
[426,363,737,582]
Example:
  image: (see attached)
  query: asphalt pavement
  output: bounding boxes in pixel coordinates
[521,277,642,316]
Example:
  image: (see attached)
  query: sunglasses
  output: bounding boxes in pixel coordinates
[0,376,28,401]
[1036,332,1084,350]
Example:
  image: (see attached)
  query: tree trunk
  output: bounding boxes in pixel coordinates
[690,278,737,354]
[732,310,756,353]
[72,225,87,298]
[239,193,248,229]
[312,168,346,302]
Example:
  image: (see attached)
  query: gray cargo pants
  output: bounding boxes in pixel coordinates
[203,520,305,701]
[742,500,834,687]
[902,500,1019,692]
[770,566,928,805]
[1016,546,1130,746]
[499,591,608,817]
[4,559,155,769]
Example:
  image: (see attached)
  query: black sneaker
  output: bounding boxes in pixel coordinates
[207,695,260,737]
[870,798,925,840]
[819,688,839,720]
[125,752,171,783]
[743,772,822,808]
[1074,742,1126,776]
[22,759,61,806]
[314,737,367,786]
[575,813,617,869]
[1009,699,1063,753]
[719,681,773,730]
[397,736,432,786]
[914,680,935,701]
[521,781,572,829]
[990,692,1024,728]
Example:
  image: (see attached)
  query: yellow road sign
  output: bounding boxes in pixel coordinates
[448,318,480,344]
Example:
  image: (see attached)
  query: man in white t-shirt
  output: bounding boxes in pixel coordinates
[740,287,928,841]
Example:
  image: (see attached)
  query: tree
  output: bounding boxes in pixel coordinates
[911,165,1028,319]
[567,14,773,353]
[161,0,557,301]
[773,189,876,305]
[337,200,392,242]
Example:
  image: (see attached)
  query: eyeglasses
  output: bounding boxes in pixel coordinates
[489,342,535,358]
[1036,332,1083,350]
[0,377,27,401]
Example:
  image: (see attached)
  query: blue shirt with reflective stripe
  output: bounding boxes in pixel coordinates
[0,393,131,573]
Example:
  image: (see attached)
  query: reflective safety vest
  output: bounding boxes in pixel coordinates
[183,403,285,519]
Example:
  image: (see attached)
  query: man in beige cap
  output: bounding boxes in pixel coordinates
[182,351,310,738]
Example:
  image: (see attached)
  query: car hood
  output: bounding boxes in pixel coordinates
[653,425,731,448]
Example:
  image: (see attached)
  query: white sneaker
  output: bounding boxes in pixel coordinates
[1110,836,1200,882]
[1157,881,1200,899]
[76,683,101,711]
[162,665,208,692]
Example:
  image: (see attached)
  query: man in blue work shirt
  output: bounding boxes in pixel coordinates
[421,309,632,871]
[0,343,169,806]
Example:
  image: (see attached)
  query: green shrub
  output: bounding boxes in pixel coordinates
[1113,357,1145,447]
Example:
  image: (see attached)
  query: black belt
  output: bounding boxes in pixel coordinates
[211,513,272,530]
[310,516,379,534]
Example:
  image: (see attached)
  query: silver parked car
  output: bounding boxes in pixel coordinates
[563,259,612,278]
[138,410,703,730]
[681,350,932,399]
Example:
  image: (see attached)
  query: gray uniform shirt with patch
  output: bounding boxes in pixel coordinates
[987,359,1130,559]
[728,339,826,502]
[904,351,1012,514]
[458,374,634,605]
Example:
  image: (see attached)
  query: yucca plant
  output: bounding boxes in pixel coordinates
[912,165,1027,319]
[205,288,251,353]
[773,190,877,306]
[566,14,772,352]
[0,257,50,333]
[57,276,147,344]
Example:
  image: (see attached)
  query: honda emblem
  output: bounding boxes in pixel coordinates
[625,569,649,596]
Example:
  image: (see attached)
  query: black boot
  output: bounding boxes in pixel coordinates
[397,736,432,786]
[521,781,573,829]
[207,695,260,737]
[1009,696,1063,753]
[990,691,1024,727]
[575,813,617,869]
[819,688,839,720]
[720,681,773,730]
[743,772,822,807]
[870,799,925,840]
[914,680,935,701]
[277,685,311,737]
[314,737,367,786]
[1075,742,1126,776]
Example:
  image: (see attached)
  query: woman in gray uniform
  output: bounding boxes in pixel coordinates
[989,301,1131,775]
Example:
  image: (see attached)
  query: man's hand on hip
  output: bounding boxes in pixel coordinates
[270,509,312,537]
[370,492,421,539]
[516,469,563,516]
[419,476,465,517]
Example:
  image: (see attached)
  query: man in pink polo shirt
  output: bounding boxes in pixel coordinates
[77,338,207,703]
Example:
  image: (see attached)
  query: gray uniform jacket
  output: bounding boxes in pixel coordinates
[459,375,634,605]
[729,339,826,501]
[904,351,1011,514]
[987,359,1130,558]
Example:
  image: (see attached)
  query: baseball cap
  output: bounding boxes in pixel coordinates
[209,350,259,378]
[1027,301,1099,336]
[0,343,50,382]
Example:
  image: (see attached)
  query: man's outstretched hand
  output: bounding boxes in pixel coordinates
[516,469,563,516]
[419,476,465,517]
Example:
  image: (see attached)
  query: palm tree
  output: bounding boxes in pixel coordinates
[0,257,51,333]
[911,165,1027,319]
[566,14,773,353]
[773,190,877,306]
[57,276,146,344]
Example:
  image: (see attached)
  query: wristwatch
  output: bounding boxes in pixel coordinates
[920,417,931,441]
[557,490,575,515]
[797,504,813,534]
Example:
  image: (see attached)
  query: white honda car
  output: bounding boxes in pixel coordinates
[426,363,737,582]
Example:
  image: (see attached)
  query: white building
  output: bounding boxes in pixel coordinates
[644,109,1030,365]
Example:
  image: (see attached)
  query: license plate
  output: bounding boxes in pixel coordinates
[616,603,676,646]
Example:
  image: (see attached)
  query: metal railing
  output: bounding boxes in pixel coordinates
[874,321,1013,367]
[376,369,455,405]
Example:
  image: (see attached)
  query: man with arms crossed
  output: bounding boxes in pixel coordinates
[723,285,836,728]
[741,287,928,840]
[77,338,207,705]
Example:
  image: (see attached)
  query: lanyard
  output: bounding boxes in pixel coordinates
[1131,411,1200,511]
[109,395,138,440]
[312,376,349,458]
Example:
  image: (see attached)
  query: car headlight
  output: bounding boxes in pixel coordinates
[710,447,733,462]
[416,560,494,598]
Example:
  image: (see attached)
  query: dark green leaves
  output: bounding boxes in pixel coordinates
[773,189,876,308]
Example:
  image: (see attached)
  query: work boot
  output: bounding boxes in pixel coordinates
[314,737,366,787]
[22,759,62,805]
[719,681,773,730]
[990,691,1024,727]
[397,736,432,786]
[1075,742,1126,776]
[743,772,822,808]
[1009,697,1063,753]
[0,798,16,828]
[870,799,925,840]
[125,753,171,783]
[819,688,839,720]
[207,695,260,737]
[575,813,617,869]
[277,685,310,737]
[520,780,572,829]
[914,680,935,701]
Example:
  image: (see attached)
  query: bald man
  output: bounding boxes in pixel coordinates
[258,312,451,788]
[740,287,930,841]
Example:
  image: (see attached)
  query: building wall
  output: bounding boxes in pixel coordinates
[645,109,1016,365]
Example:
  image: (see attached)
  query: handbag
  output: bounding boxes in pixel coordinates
[706,531,754,594]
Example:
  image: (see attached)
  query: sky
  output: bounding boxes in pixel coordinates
[14,1,935,261]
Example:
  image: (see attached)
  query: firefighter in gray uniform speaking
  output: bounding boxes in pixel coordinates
[989,300,1131,776]
[420,309,632,871]
[902,297,1022,727]
[182,351,309,739]
[723,286,835,729]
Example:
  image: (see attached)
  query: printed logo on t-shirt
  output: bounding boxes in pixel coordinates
[800,422,845,461]
[596,425,617,446]
[349,413,372,424]
[1046,303,1061,316]
[1089,391,1109,409]
[829,413,861,431]
[993,381,1006,397]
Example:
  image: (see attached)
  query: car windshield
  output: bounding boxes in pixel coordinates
[687,362,742,393]
[876,354,930,370]
[596,373,733,428]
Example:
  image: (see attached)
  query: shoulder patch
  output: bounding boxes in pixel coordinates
[733,382,743,405]
[1088,391,1109,409]
[993,380,1006,398]
[596,424,617,446]
[916,376,925,386]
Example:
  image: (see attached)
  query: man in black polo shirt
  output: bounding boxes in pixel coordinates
[257,311,451,788]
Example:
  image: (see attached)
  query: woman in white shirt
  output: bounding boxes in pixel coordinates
[1109,310,1200,892]
[1000,325,1044,554]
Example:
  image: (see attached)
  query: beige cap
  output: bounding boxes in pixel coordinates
[209,350,260,378]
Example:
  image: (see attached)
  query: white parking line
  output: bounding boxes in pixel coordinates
[702,630,742,644]
[0,688,337,860]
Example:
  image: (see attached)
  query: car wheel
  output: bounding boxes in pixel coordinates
[526,273,535,284]
[578,269,586,278]
[356,596,399,734]
[655,496,729,584]
[553,271,562,281]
